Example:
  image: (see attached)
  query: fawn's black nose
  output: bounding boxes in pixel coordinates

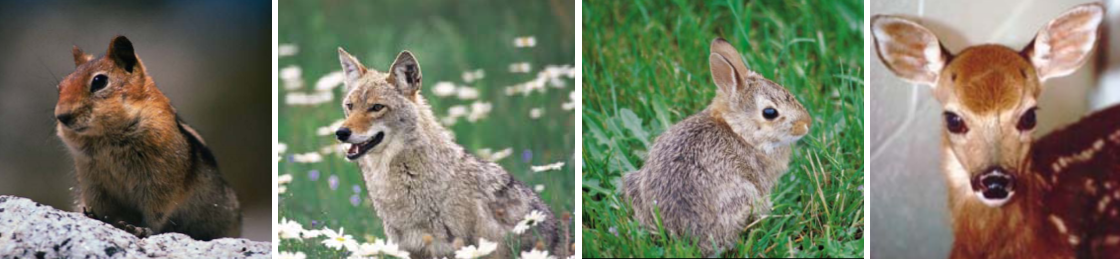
[335,127,352,141]
[972,167,1015,203]
[56,113,74,126]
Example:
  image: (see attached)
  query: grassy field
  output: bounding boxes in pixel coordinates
[276,0,574,257]
[581,0,864,257]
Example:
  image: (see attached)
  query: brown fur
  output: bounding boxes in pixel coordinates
[872,3,1120,258]
[56,36,241,240]
[623,38,811,255]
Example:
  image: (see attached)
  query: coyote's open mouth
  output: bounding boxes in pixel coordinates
[345,132,384,160]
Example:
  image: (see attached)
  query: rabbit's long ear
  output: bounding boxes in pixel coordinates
[709,38,756,94]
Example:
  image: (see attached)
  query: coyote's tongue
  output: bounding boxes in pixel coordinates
[347,144,360,156]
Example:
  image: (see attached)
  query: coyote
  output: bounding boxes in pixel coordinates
[334,48,568,258]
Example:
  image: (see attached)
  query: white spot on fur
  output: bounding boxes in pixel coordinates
[1051,139,1106,174]
[1106,235,1120,246]
[1099,196,1112,213]
[1050,214,1068,234]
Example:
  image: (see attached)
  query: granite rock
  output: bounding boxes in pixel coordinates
[0,195,270,258]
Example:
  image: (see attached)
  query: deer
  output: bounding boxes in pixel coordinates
[872,3,1120,258]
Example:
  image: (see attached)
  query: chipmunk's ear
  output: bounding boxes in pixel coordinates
[388,50,422,97]
[338,47,368,93]
[107,36,139,73]
[72,46,93,67]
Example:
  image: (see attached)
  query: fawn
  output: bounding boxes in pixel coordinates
[873,3,1120,258]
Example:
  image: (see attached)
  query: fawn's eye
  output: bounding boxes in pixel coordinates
[369,104,386,112]
[90,74,108,92]
[944,112,968,134]
[762,107,779,120]
[346,103,353,110]
[1017,107,1037,131]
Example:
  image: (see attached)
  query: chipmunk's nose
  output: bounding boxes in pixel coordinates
[56,113,75,126]
[335,127,352,141]
[792,119,811,137]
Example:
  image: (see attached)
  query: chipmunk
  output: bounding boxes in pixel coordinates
[623,38,813,255]
[56,36,241,241]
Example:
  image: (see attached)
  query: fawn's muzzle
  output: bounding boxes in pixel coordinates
[971,167,1016,207]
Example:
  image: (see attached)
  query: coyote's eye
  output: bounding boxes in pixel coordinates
[944,112,968,134]
[370,104,386,112]
[1017,107,1037,131]
[762,107,778,120]
[346,103,353,110]
[90,74,108,92]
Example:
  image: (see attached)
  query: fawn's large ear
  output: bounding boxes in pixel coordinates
[1023,3,1103,83]
[72,46,93,67]
[387,51,422,97]
[107,36,139,73]
[338,47,368,93]
[709,38,756,94]
[871,15,949,87]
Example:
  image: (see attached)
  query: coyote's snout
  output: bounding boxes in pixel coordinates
[334,47,569,259]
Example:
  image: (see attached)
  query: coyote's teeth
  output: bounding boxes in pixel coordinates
[347,144,359,156]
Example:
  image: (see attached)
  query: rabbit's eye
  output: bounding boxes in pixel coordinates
[90,74,109,92]
[944,112,968,134]
[1017,107,1037,131]
[762,107,779,120]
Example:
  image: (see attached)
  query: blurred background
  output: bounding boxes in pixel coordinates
[870,0,1120,257]
[276,0,574,256]
[0,0,271,241]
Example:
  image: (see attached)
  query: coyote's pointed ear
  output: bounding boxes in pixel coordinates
[72,46,93,67]
[107,36,140,73]
[388,51,422,97]
[871,15,950,87]
[338,47,368,93]
[1023,3,1103,83]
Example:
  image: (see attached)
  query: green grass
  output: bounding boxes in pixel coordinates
[277,0,574,257]
[581,0,864,257]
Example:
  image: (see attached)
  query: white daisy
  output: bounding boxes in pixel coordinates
[433,81,457,97]
[276,218,304,239]
[462,69,485,83]
[301,229,323,239]
[456,86,480,100]
[280,66,304,90]
[278,44,299,58]
[477,148,512,162]
[277,251,307,259]
[529,108,543,119]
[454,238,498,259]
[278,174,293,184]
[534,185,545,192]
[321,227,359,251]
[292,152,323,163]
[530,162,565,172]
[520,249,555,259]
[513,210,547,234]
[513,36,536,48]
[509,62,531,73]
[467,102,492,122]
[315,71,345,91]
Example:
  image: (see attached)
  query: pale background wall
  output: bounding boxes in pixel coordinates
[870,0,1119,258]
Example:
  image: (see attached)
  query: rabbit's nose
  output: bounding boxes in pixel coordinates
[792,120,810,136]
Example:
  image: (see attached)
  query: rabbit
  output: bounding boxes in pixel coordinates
[622,37,812,254]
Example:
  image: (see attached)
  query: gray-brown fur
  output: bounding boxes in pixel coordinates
[622,38,811,254]
[57,36,241,241]
[336,48,568,259]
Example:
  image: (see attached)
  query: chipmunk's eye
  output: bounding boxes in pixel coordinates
[1017,107,1037,131]
[945,112,968,134]
[90,74,108,92]
[369,104,386,112]
[762,107,779,120]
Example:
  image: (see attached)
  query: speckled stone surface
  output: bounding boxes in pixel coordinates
[0,195,271,258]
